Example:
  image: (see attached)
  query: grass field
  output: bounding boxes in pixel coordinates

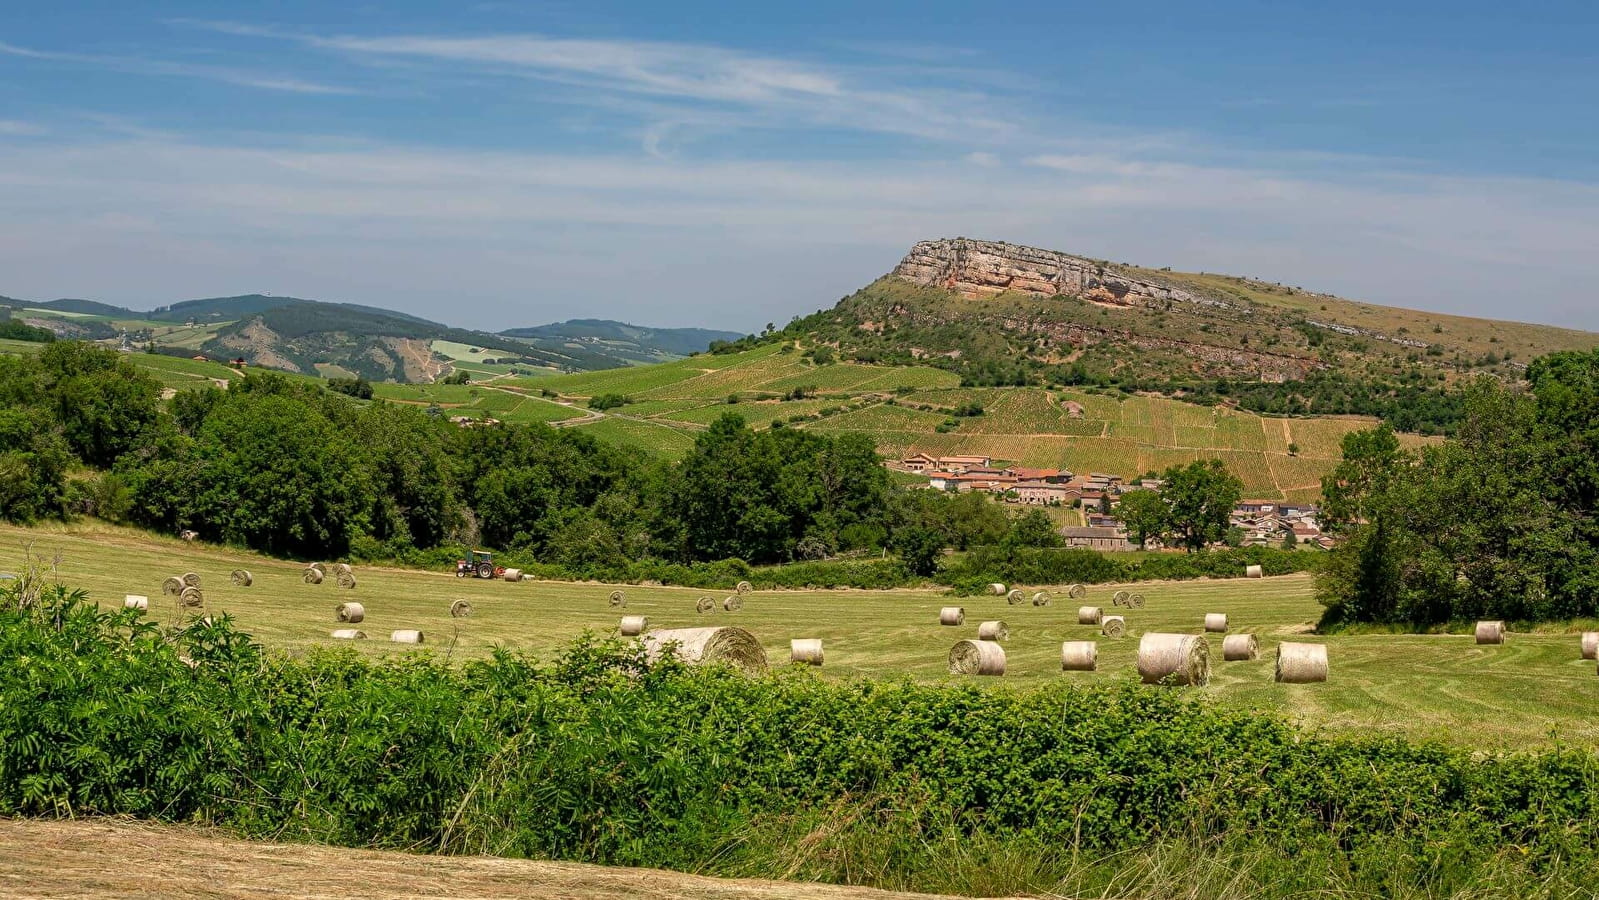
[7,520,1596,751]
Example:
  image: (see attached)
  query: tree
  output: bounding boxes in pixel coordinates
[891,525,944,576]
[1282,528,1298,549]
[38,342,162,469]
[1320,423,1406,533]
[1003,508,1061,548]
[1117,488,1169,549]
[1159,459,1243,551]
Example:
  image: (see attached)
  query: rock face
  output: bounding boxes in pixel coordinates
[893,237,1234,312]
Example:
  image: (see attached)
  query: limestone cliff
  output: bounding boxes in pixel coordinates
[893,237,1235,312]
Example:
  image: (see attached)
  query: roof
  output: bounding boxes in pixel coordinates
[1062,526,1124,538]
[939,455,992,464]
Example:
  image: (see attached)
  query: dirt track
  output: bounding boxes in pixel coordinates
[0,818,993,900]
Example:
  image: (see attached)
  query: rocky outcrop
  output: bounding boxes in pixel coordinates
[893,238,1236,312]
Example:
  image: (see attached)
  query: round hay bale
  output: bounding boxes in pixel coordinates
[948,639,1005,676]
[181,572,201,589]
[450,599,472,619]
[641,626,768,674]
[1222,633,1260,661]
[307,562,326,576]
[1112,589,1130,607]
[695,596,716,614]
[723,595,744,612]
[1077,605,1102,626]
[1101,615,1126,639]
[1245,564,1264,579]
[619,615,648,636]
[123,595,149,611]
[987,582,1007,596]
[1067,583,1087,599]
[1129,593,1146,608]
[939,606,965,626]
[390,630,425,644]
[336,602,365,624]
[334,563,352,576]
[790,638,824,666]
[230,569,252,587]
[1275,642,1329,683]
[178,586,204,609]
[1204,613,1229,633]
[330,628,366,640]
[609,590,626,608]
[736,580,754,596]
[303,568,324,585]
[502,568,523,582]
[1581,631,1599,661]
[161,576,184,596]
[336,571,357,590]
[1475,620,1506,645]
[1060,640,1097,671]
[1032,591,1052,607]
[1137,633,1211,686]
[1006,589,1025,605]
[977,620,1008,641]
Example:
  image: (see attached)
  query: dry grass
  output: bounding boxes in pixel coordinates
[0,817,981,900]
[4,520,1597,750]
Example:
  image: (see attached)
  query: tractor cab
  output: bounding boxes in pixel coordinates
[455,549,504,579]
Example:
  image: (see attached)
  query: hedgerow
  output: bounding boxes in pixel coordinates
[2,586,1596,897]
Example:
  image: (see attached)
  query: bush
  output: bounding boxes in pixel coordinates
[2,588,1597,897]
[588,393,629,411]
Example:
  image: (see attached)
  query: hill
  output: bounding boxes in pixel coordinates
[502,318,745,360]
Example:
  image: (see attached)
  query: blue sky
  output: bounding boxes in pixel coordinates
[1,1,1597,332]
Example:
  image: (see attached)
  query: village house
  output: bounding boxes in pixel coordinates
[1061,526,1136,552]
[1012,480,1076,504]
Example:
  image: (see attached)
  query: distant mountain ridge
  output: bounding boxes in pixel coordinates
[501,319,745,360]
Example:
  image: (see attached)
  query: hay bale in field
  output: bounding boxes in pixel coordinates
[1204,613,1229,633]
[336,571,357,590]
[161,576,184,596]
[695,596,715,614]
[609,590,626,608]
[977,620,1008,641]
[178,586,204,609]
[390,630,424,644]
[723,595,744,612]
[1137,633,1210,686]
[1222,633,1260,661]
[502,568,523,582]
[1077,605,1102,625]
[336,602,365,624]
[123,595,149,611]
[736,580,754,596]
[1275,642,1329,683]
[307,562,326,576]
[790,638,824,666]
[334,563,352,576]
[230,569,252,587]
[619,615,648,636]
[1067,583,1087,599]
[1245,564,1264,579]
[1129,593,1146,608]
[1060,641,1097,671]
[1032,591,1051,607]
[1101,615,1126,639]
[330,629,366,640]
[1112,590,1130,607]
[1475,620,1506,645]
[948,639,1005,676]
[303,568,324,585]
[449,599,472,619]
[641,626,768,673]
[1006,589,1025,605]
[987,583,1007,596]
[939,606,965,626]
[1581,632,1599,661]
[181,572,201,589]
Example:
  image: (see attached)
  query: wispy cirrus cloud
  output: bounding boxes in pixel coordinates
[0,40,357,95]
[0,119,46,136]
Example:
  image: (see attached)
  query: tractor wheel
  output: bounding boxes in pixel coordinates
[456,569,467,578]
[476,562,494,579]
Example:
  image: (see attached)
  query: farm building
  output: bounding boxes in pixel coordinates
[1062,525,1136,552]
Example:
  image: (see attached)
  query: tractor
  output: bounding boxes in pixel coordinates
[455,549,507,579]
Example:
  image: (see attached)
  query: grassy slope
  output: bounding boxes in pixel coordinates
[8,520,1597,751]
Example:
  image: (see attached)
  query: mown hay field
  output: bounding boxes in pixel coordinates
[6,521,1596,751]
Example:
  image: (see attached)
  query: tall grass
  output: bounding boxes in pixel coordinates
[2,584,1596,899]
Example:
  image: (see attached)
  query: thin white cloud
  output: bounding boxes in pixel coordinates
[0,40,357,95]
[0,119,46,136]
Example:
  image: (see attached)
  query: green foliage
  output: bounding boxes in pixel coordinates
[0,317,55,343]
[36,342,164,469]
[1159,459,1244,551]
[327,375,374,399]
[890,525,944,576]
[441,369,472,385]
[1001,508,1061,548]
[5,589,1596,896]
[587,393,629,410]
[1116,488,1168,549]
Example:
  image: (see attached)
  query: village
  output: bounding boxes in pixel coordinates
[897,452,1329,552]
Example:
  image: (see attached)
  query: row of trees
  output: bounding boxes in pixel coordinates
[1316,350,1599,627]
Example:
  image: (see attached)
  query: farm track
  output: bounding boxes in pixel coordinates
[0,818,989,900]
